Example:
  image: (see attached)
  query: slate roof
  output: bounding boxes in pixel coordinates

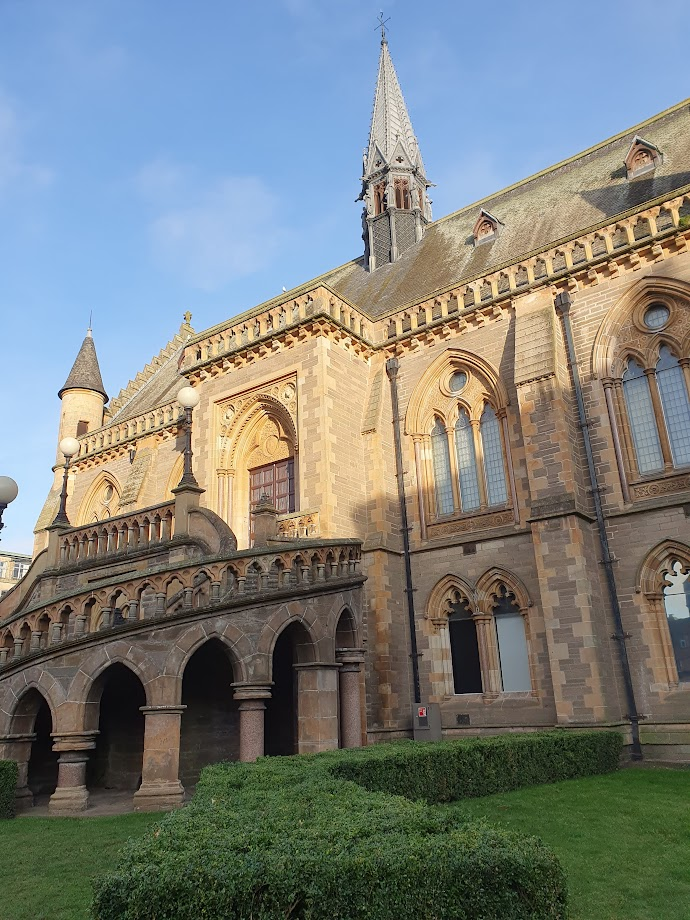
[322,99,690,317]
[58,330,107,401]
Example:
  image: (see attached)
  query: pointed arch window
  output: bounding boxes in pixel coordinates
[492,585,531,692]
[663,561,690,683]
[622,346,690,476]
[431,417,454,516]
[448,593,483,694]
[454,411,481,512]
[480,405,508,506]
[656,346,690,467]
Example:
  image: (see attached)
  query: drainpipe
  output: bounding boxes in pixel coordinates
[386,357,422,705]
[554,291,642,759]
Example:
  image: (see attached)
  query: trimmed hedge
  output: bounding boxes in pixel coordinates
[91,731,621,920]
[0,760,18,819]
[325,729,624,803]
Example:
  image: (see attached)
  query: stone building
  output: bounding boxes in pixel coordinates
[1,34,690,813]
[0,552,31,597]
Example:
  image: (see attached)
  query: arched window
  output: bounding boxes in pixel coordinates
[454,410,481,512]
[663,561,690,683]
[431,417,454,516]
[623,346,690,475]
[622,358,663,474]
[492,585,531,691]
[427,573,533,699]
[447,592,483,694]
[656,347,690,467]
[480,405,508,506]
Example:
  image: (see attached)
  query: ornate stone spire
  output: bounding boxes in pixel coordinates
[359,34,432,271]
[58,328,108,401]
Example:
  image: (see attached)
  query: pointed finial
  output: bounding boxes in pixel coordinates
[87,309,93,336]
[183,310,192,325]
[376,11,390,43]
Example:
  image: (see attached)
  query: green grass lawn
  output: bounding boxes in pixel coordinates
[2,769,688,919]
[443,767,690,920]
[2,811,161,920]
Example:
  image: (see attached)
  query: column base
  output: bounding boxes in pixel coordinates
[133,781,185,812]
[15,786,34,811]
[49,785,90,814]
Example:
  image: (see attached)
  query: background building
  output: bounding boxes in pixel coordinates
[1,36,690,812]
[0,553,31,597]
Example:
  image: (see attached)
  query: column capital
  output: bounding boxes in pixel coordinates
[335,647,366,667]
[51,731,98,753]
[140,706,187,716]
[292,661,340,671]
[232,682,272,702]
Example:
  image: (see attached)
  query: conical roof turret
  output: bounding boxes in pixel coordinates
[58,329,107,401]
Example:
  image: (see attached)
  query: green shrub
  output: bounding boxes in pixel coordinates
[93,770,567,920]
[326,730,623,803]
[0,760,18,819]
[92,731,621,919]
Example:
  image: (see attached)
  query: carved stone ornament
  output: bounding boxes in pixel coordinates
[472,209,502,246]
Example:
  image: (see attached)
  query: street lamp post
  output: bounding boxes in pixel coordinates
[51,437,80,528]
[0,477,19,542]
[176,386,200,489]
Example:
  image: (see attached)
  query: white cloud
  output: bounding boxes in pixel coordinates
[0,91,53,193]
[137,161,290,291]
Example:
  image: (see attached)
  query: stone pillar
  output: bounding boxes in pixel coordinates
[233,685,271,762]
[251,496,278,548]
[336,649,365,748]
[0,734,35,809]
[49,732,98,814]
[294,663,339,754]
[133,706,186,812]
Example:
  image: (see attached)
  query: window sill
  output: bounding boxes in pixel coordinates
[442,691,539,704]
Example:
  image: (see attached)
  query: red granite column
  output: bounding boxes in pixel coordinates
[133,706,186,812]
[49,732,97,814]
[233,685,271,762]
[336,649,366,749]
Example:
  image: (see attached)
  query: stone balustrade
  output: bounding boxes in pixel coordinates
[58,501,176,566]
[0,539,363,667]
[78,402,181,460]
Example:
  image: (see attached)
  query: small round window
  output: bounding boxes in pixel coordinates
[449,371,468,393]
[103,484,114,504]
[644,303,670,330]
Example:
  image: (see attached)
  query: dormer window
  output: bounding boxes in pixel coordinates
[625,136,662,179]
[472,209,502,246]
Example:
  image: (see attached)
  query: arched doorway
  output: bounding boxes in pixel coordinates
[86,664,146,792]
[265,621,315,756]
[179,639,240,786]
[12,689,58,801]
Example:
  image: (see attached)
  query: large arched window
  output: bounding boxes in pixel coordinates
[492,585,531,692]
[431,417,454,515]
[663,561,690,683]
[447,591,483,694]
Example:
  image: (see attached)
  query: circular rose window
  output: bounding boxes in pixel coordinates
[449,372,468,393]
[644,303,670,330]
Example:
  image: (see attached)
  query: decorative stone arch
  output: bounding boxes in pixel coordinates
[406,348,509,437]
[475,566,531,615]
[258,609,321,665]
[216,391,298,546]
[76,471,122,526]
[423,574,477,700]
[163,622,251,704]
[636,539,690,687]
[592,276,690,380]
[0,674,66,737]
[69,646,157,732]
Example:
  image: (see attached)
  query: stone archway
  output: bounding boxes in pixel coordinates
[86,663,146,793]
[11,688,58,806]
[265,621,316,756]
[179,638,240,786]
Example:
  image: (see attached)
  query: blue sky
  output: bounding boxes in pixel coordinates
[1,0,689,554]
